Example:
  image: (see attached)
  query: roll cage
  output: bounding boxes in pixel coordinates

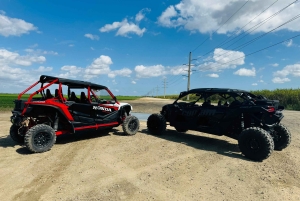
[17,75,119,104]
[174,88,258,105]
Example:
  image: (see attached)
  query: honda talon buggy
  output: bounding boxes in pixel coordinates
[147,88,291,161]
[10,75,139,153]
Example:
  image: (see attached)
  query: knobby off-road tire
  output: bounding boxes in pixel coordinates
[10,125,25,144]
[238,127,274,161]
[147,113,166,135]
[122,116,140,135]
[271,124,291,151]
[25,124,56,153]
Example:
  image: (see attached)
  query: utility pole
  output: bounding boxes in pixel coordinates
[187,52,192,100]
[163,78,166,98]
[156,85,159,97]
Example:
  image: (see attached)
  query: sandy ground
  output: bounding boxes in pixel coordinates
[0,97,300,201]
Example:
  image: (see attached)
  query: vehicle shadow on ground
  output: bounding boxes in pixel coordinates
[12,130,112,155]
[0,135,20,148]
[140,128,252,161]
[55,129,111,144]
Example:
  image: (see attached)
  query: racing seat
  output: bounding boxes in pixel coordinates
[202,100,211,107]
[80,92,88,103]
[217,100,222,106]
[229,100,240,108]
[69,92,79,102]
[46,89,53,99]
[55,89,59,97]
[224,101,229,107]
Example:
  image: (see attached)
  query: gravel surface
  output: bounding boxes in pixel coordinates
[0,98,299,201]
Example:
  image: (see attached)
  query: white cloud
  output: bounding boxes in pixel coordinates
[135,65,165,78]
[69,44,74,47]
[59,65,83,79]
[272,77,291,84]
[207,73,219,78]
[108,68,132,78]
[35,66,53,72]
[0,47,46,89]
[234,67,256,76]
[84,33,99,40]
[168,65,188,75]
[84,55,113,78]
[43,50,58,55]
[283,39,293,47]
[132,81,136,84]
[25,49,58,55]
[273,64,300,77]
[0,48,46,67]
[91,47,95,50]
[157,0,300,34]
[271,63,279,67]
[99,9,148,37]
[157,6,178,27]
[0,12,37,37]
[135,8,150,22]
[199,48,245,72]
[252,83,258,86]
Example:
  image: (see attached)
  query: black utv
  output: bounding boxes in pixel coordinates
[147,88,291,161]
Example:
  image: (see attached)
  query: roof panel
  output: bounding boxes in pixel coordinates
[39,75,107,89]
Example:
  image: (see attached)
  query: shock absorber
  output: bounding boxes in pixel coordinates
[53,112,59,131]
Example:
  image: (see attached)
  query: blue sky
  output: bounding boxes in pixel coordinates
[1,0,300,96]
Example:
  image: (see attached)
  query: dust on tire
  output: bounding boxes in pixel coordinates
[25,124,56,153]
[122,115,140,135]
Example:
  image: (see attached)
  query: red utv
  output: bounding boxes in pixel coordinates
[10,75,139,153]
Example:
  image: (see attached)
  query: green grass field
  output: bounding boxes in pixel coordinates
[0,94,140,111]
[157,88,300,111]
[1,89,300,111]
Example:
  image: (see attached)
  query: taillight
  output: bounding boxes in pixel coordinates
[267,106,275,112]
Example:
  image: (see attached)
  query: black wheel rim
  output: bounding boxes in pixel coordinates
[272,130,281,142]
[128,120,138,132]
[248,139,260,150]
[34,132,52,148]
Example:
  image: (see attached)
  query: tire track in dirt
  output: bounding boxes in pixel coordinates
[12,133,101,201]
[81,152,206,200]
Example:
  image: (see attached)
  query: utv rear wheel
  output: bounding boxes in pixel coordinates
[147,114,166,135]
[271,124,291,151]
[238,127,274,161]
[122,116,140,135]
[10,125,25,144]
[25,124,56,153]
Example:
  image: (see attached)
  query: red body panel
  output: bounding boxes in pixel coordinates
[24,99,74,121]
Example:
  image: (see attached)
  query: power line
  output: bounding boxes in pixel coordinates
[168,76,183,85]
[212,12,300,61]
[200,0,279,58]
[219,0,299,52]
[197,33,300,71]
[192,0,250,52]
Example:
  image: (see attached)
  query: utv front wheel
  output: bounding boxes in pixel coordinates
[238,127,274,161]
[147,114,166,135]
[122,116,140,135]
[25,124,56,153]
[10,125,25,144]
[271,124,291,151]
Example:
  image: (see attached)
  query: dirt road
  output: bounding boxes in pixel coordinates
[0,98,299,201]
